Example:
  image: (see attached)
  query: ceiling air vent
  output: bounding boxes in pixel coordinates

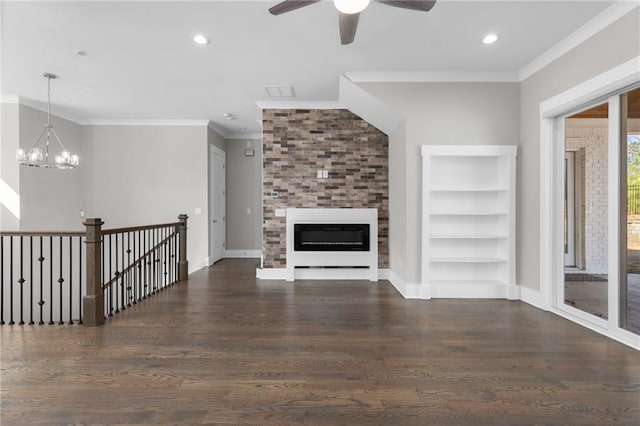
[265,85,295,98]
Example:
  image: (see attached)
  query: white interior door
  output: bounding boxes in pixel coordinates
[209,147,226,264]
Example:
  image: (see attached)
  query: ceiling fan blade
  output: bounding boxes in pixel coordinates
[269,0,322,16]
[377,0,437,12]
[339,12,359,45]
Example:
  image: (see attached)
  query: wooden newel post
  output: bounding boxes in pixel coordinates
[83,218,105,326]
[178,214,189,281]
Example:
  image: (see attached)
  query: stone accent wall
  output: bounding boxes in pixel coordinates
[262,109,389,269]
[566,126,608,273]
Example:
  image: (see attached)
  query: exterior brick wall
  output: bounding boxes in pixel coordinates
[262,109,389,269]
[566,126,608,273]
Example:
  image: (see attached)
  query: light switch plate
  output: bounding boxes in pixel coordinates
[317,170,323,178]
[194,207,202,215]
[322,170,329,179]
[275,209,286,217]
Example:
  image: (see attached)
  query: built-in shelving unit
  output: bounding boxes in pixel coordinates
[421,145,518,299]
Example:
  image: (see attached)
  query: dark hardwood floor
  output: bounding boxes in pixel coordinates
[2,259,639,424]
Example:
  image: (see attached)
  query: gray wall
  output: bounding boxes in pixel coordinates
[82,125,210,273]
[0,102,20,230]
[225,138,262,252]
[359,83,521,284]
[519,8,640,291]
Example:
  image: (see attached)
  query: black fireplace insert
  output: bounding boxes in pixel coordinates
[294,223,370,252]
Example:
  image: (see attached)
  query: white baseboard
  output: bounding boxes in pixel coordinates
[519,286,546,310]
[225,250,261,258]
[387,270,421,299]
[256,268,390,281]
[256,268,286,280]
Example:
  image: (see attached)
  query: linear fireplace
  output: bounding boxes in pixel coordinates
[284,208,378,282]
[294,224,370,252]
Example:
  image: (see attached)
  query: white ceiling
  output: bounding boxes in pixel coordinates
[0,0,617,137]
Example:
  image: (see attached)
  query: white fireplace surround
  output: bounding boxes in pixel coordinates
[285,208,378,281]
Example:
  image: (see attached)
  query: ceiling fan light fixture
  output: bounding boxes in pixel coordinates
[333,0,370,14]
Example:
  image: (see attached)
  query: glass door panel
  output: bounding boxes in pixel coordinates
[622,87,640,335]
[564,102,609,320]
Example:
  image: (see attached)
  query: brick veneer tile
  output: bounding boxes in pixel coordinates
[262,109,389,269]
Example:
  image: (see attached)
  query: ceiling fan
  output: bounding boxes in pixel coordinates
[269,0,437,45]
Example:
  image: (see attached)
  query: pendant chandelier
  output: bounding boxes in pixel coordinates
[16,73,79,169]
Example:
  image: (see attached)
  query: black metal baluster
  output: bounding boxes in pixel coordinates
[108,235,113,317]
[18,237,25,325]
[78,237,83,325]
[163,229,168,289]
[58,237,64,325]
[168,230,173,285]
[1,236,4,325]
[9,237,14,325]
[68,236,73,325]
[114,234,120,314]
[49,236,54,325]
[143,230,148,300]
[127,232,132,307]
[38,237,44,325]
[29,236,34,325]
[102,237,106,318]
[152,229,157,294]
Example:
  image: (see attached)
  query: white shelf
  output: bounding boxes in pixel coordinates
[430,257,507,263]
[421,145,517,300]
[430,187,508,193]
[429,211,508,216]
[428,279,508,286]
[429,234,508,239]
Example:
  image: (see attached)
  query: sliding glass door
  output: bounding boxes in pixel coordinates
[562,101,609,322]
[559,86,640,338]
[622,87,640,335]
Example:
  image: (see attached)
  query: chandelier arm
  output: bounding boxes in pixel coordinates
[25,125,50,151]
[49,127,70,152]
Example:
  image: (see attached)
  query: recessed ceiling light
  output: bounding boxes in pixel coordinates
[483,34,499,45]
[193,34,210,45]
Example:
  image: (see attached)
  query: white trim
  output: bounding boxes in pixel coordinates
[540,56,640,118]
[345,71,519,83]
[256,268,286,280]
[0,95,19,104]
[519,1,640,81]
[87,118,210,127]
[608,94,622,333]
[387,270,421,299]
[256,268,391,281]
[519,286,545,310]
[225,133,262,140]
[225,250,261,258]
[14,97,85,124]
[256,101,342,110]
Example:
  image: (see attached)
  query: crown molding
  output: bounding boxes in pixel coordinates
[1,95,19,104]
[345,71,520,83]
[85,118,210,126]
[519,1,640,81]
[6,96,86,124]
[256,100,343,110]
